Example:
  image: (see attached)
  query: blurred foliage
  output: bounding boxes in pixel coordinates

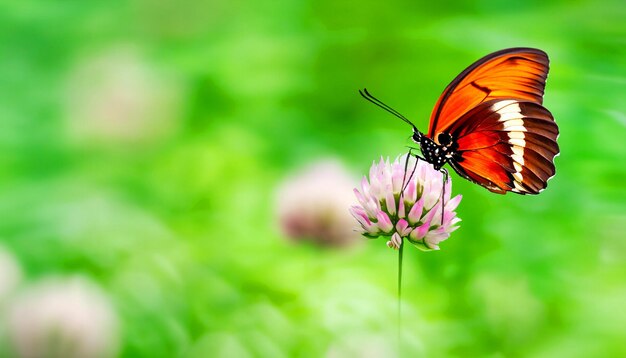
[0,0,625,356]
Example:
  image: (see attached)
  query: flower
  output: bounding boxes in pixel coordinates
[7,276,119,358]
[64,47,182,146]
[276,159,362,247]
[0,245,22,304]
[349,154,462,251]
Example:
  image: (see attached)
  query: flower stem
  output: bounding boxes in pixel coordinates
[397,238,404,356]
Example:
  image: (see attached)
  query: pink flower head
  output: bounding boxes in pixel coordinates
[350,154,462,251]
[276,160,362,247]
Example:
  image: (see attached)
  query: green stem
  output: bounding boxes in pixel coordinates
[398,238,404,356]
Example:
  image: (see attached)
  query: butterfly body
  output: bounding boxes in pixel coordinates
[412,131,460,171]
[361,47,560,195]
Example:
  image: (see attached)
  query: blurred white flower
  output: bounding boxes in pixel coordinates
[350,154,462,251]
[7,276,119,358]
[326,333,394,358]
[276,160,361,247]
[64,47,182,146]
[0,246,22,304]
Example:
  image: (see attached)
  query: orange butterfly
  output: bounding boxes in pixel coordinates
[361,47,559,194]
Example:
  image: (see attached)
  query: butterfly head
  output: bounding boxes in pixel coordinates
[411,129,421,143]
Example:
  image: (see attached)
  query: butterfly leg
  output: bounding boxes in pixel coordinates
[439,168,449,225]
[402,148,429,194]
[401,148,422,197]
[400,148,413,199]
[404,145,427,162]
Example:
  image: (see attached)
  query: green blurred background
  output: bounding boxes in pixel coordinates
[0,0,625,356]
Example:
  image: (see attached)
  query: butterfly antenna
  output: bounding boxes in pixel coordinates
[359,88,418,130]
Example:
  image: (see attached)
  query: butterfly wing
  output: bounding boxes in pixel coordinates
[447,99,559,194]
[428,48,549,140]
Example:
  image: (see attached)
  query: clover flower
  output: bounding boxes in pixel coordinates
[350,154,462,251]
[64,48,181,146]
[276,159,361,247]
[7,276,119,358]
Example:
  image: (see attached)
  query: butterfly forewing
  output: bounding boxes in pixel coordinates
[428,48,549,140]
[448,99,559,194]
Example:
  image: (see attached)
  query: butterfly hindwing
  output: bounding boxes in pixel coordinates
[447,99,559,194]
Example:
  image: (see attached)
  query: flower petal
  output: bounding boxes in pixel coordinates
[360,176,370,195]
[349,206,378,234]
[409,221,430,242]
[392,162,405,194]
[407,198,424,225]
[385,191,396,216]
[403,180,417,205]
[395,219,412,237]
[376,211,393,233]
[353,188,368,208]
[424,231,450,250]
[445,194,462,212]
[397,199,406,219]
[387,232,402,250]
[422,201,443,228]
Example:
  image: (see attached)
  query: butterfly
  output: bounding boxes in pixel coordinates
[360,47,559,194]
